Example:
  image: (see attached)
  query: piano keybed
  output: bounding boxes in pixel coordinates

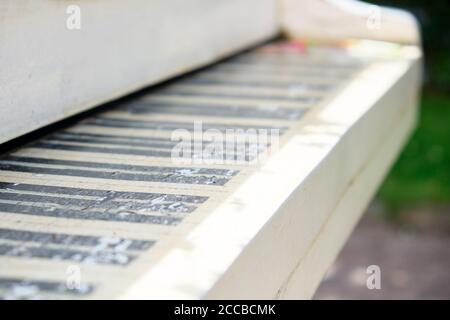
[0,41,398,299]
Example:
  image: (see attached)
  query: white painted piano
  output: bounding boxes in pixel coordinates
[0,0,422,299]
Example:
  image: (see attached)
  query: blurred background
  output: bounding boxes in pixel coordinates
[315,0,450,299]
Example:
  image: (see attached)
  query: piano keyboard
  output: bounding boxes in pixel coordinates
[0,42,370,299]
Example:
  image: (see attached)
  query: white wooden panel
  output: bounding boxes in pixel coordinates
[281,0,420,45]
[0,0,278,144]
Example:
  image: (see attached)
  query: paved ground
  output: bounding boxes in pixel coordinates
[314,202,450,299]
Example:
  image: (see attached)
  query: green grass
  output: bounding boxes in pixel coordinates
[377,92,450,215]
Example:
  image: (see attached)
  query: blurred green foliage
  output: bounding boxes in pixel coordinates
[378,94,450,211]
[370,1,450,214]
